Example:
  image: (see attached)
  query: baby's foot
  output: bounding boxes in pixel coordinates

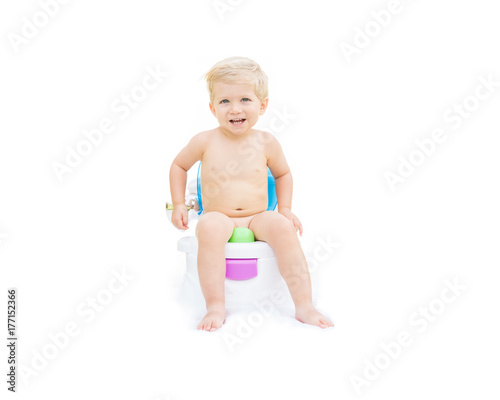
[295,304,334,329]
[197,305,226,332]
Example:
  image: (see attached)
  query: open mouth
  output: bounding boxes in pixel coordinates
[230,118,246,126]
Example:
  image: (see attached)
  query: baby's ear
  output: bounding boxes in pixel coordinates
[259,97,269,115]
[209,102,217,117]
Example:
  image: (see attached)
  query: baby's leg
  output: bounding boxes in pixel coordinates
[195,211,235,331]
[248,211,334,329]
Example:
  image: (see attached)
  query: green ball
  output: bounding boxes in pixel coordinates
[228,227,255,243]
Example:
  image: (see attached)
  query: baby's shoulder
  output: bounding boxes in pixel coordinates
[189,129,214,147]
[252,129,277,144]
[193,128,215,139]
[252,129,280,151]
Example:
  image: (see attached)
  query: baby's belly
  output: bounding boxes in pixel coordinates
[200,179,268,217]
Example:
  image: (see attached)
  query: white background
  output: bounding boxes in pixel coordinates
[1,0,499,399]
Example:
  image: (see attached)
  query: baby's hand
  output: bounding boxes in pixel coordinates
[279,209,303,236]
[171,206,189,230]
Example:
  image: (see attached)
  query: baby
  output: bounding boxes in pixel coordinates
[169,56,333,332]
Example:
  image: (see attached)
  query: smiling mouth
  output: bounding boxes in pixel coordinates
[230,118,246,126]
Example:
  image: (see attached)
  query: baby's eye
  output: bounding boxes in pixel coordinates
[241,98,251,102]
[220,99,229,104]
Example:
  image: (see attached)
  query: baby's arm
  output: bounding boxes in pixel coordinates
[169,132,207,230]
[265,133,303,235]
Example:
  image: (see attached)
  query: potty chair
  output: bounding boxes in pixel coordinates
[170,162,292,309]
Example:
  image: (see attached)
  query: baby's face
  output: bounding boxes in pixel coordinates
[209,81,268,137]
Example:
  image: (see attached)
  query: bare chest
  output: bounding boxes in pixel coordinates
[202,139,268,180]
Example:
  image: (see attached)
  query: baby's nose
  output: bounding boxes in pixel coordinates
[230,103,242,112]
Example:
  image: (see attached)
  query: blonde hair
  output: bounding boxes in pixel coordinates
[203,56,269,104]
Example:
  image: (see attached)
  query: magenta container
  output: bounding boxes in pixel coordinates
[225,258,258,280]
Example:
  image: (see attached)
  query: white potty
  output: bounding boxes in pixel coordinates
[169,162,294,311]
[177,235,292,309]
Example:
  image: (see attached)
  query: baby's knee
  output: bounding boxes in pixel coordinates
[196,212,234,241]
[267,212,295,235]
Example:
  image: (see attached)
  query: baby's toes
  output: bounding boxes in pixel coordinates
[210,318,223,331]
[319,317,334,328]
[203,321,212,331]
[197,310,225,332]
[197,318,209,331]
[315,319,328,329]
